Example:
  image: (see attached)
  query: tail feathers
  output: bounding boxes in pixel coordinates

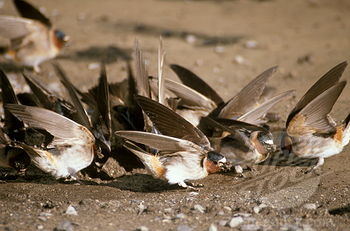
[123,141,161,176]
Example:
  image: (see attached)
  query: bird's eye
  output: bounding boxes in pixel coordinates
[55,30,69,42]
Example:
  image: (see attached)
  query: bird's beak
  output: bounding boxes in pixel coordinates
[218,157,228,169]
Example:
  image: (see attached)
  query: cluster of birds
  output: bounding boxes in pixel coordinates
[0,0,349,189]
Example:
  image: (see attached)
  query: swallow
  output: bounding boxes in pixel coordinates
[117,131,227,189]
[116,95,228,188]
[5,104,96,179]
[202,117,276,174]
[169,64,294,127]
[282,61,349,170]
[0,0,69,72]
[0,127,31,172]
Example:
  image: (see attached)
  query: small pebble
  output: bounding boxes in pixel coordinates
[39,212,52,217]
[194,204,205,213]
[88,63,101,70]
[219,220,228,226]
[188,192,199,196]
[280,224,301,231]
[164,208,172,213]
[303,203,317,210]
[54,220,74,231]
[228,216,243,228]
[244,40,258,49]
[214,46,225,53]
[208,223,218,231]
[38,216,47,222]
[186,35,197,44]
[302,224,315,231]
[37,224,44,230]
[217,210,225,215]
[234,212,251,217]
[177,224,193,231]
[65,205,78,216]
[233,55,246,65]
[240,224,261,231]
[254,203,268,214]
[175,213,186,219]
[136,226,149,231]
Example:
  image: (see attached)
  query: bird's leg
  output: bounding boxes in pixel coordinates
[234,165,243,174]
[305,157,324,174]
[177,181,201,191]
[233,165,246,178]
[33,65,41,73]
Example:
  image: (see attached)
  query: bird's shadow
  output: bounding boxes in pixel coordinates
[110,22,244,46]
[0,167,182,192]
[0,62,29,73]
[258,151,319,168]
[329,204,350,216]
[58,45,132,64]
[101,173,181,192]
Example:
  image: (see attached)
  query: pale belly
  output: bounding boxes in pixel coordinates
[292,135,343,159]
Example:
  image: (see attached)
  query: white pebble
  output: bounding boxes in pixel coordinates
[233,55,246,65]
[240,224,261,231]
[244,40,258,49]
[208,224,218,231]
[136,226,149,231]
[214,46,225,53]
[194,204,205,213]
[65,205,78,216]
[303,203,317,210]
[177,224,192,231]
[176,213,186,219]
[88,63,101,70]
[186,35,197,44]
[218,220,227,226]
[228,216,243,228]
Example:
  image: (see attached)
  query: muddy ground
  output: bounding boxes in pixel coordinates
[0,0,350,230]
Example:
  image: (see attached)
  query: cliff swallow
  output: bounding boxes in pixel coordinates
[169,64,293,127]
[117,131,227,189]
[6,104,95,179]
[0,0,69,72]
[203,117,276,174]
[0,127,31,172]
[282,61,349,170]
[116,95,228,188]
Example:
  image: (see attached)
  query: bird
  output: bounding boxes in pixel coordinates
[5,104,96,179]
[282,61,350,170]
[0,127,31,173]
[0,0,69,72]
[169,64,294,127]
[116,95,228,189]
[117,131,227,189]
[202,117,276,174]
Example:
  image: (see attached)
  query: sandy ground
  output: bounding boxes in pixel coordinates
[0,0,350,230]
